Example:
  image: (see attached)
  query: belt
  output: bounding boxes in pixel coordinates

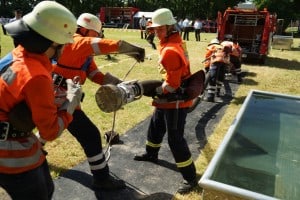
[52,73,67,89]
[0,121,31,141]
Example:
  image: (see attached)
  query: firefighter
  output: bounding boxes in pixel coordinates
[51,13,145,190]
[133,8,199,194]
[145,19,157,49]
[0,1,81,199]
[203,38,231,102]
[221,35,243,83]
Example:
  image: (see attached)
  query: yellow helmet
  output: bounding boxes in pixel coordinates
[22,1,77,44]
[77,13,102,33]
[150,8,177,27]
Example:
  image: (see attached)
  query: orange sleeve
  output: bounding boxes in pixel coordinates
[160,49,182,92]
[204,48,213,67]
[23,76,73,141]
[87,60,105,84]
[97,38,120,54]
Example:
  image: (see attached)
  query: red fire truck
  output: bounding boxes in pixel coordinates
[99,7,139,28]
[217,3,277,64]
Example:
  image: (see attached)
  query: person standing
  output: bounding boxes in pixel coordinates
[7,9,23,47]
[51,13,145,190]
[8,9,22,23]
[139,15,147,39]
[182,17,190,41]
[133,8,199,194]
[193,18,202,42]
[0,1,82,199]
[203,38,231,102]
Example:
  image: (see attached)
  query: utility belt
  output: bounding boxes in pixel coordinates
[52,73,67,89]
[0,121,32,141]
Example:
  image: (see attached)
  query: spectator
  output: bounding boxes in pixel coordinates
[177,18,183,36]
[193,18,202,41]
[182,17,190,41]
[9,9,22,23]
[139,15,147,39]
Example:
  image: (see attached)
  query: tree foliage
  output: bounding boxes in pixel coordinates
[0,0,298,27]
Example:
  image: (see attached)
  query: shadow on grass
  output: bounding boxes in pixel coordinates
[265,56,300,70]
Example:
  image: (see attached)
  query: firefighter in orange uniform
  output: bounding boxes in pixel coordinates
[221,35,242,83]
[145,19,157,49]
[203,38,230,102]
[0,1,81,199]
[133,8,199,194]
[51,13,145,190]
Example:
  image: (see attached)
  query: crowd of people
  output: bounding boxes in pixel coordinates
[0,2,242,199]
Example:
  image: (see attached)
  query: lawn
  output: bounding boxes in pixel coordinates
[0,29,300,200]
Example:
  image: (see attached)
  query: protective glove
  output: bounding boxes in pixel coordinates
[59,79,83,115]
[102,72,122,85]
[118,40,145,62]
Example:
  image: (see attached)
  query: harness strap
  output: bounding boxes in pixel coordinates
[57,56,92,72]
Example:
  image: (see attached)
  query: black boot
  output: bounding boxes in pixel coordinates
[92,175,126,190]
[177,178,198,194]
[134,153,158,163]
[237,74,242,84]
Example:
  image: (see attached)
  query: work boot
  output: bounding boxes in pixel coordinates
[92,175,126,190]
[133,153,158,163]
[177,178,198,194]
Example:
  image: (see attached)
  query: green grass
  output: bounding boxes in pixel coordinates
[1,29,300,199]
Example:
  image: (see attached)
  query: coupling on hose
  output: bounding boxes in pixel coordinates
[95,80,143,113]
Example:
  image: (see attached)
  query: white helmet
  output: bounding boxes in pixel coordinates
[150,8,177,27]
[210,38,220,45]
[77,13,102,33]
[22,1,77,44]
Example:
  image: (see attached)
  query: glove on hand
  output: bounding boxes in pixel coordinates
[103,72,122,85]
[59,79,83,115]
[118,40,145,62]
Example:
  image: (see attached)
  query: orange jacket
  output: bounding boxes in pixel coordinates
[53,33,121,85]
[153,33,192,109]
[0,46,73,174]
[204,44,230,68]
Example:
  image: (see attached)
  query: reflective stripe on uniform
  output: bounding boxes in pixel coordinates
[146,140,161,148]
[88,68,100,80]
[87,152,104,163]
[0,136,36,150]
[89,160,107,170]
[0,148,43,168]
[176,157,193,168]
[91,38,102,55]
[57,116,66,137]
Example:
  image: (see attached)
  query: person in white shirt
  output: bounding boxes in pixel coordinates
[9,9,22,23]
[182,17,190,41]
[193,18,202,41]
[139,15,147,39]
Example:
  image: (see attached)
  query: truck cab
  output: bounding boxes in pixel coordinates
[217,2,276,64]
